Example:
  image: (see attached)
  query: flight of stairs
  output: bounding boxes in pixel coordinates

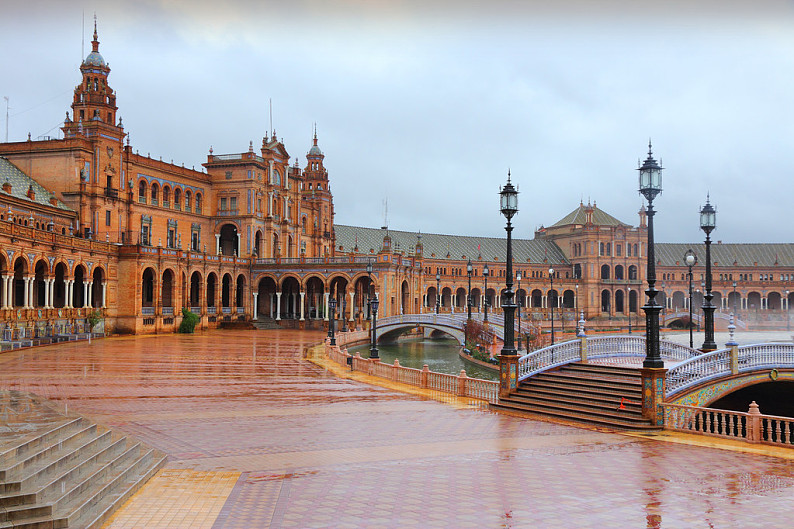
[252,317,281,330]
[491,362,659,430]
[0,392,166,529]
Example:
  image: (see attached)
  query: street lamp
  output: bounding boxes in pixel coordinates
[341,293,347,332]
[700,196,717,352]
[366,260,373,320]
[499,171,518,359]
[684,249,697,349]
[370,297,380,359]
[328,297,337,346]
[483,263,490,322]
[732,280,738,317]
[638,141,664,369]
[548,268,555,345]
[786,289,790,332]
[436,272,441,314]
[467,259,473,321]
[516,270,522,351]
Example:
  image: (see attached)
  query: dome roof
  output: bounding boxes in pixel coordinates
[309,144,323,156]
[83,51,106,67]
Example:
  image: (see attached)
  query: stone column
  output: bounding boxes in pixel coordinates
[299,291,305,321]
[323,292,329,321]
[215,233,221,255]
[43,278,51,309]
[23,277,30,309]
[236,236,241,258]
[82,282,89,308]
[102,282,107,308]
[252,292,259,320]
[275,291,282,320]
[1,275,9,309]
[86,281,93,308]
[349,291,355,321]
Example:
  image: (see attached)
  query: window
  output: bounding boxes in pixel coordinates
[105,210,111,226]
[230,197,237,211]
[151,183,159,205]
[167,228,175,248]
[138,181,147,203]
[220,197,227,211]
[196,194,202,214]
[191,223,201,252]
[141,225,151,246]
[174,188,181,210]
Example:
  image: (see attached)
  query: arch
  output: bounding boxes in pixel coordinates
[427,286,439,310]
[547,289,558,309]
[185,189,192,211]
[442,287,452,310]
[53,262,67,308]
[141,267,155,308]
[305,275,326,319]
[531,289,543,308]
[767,291,782,310]
[221,273,233,307]
[615,289,624,313]
[32,259,47,308]
[711,291,723,310]
[601,289,611,313]
[150,182,159,205]
[272,233,279,258]
[195,193,203,213]
[190,271,202,307]
[455,287,467,310]
[516,288,527,308]
[72,264,87,308]
[257,276,277,318]
[614,265,624,280]
[401,280,410,314]
[138,179,147,202]
[728,290,742,313]
[747,291,762,311]
[353,274,372,319]
[280,276,301,319]
[174,187,182,209]
[600,264,610,280]
[236,274,246,308]
[287,235,294,258]
[219,224,239,256]
[670,290,685,311]
[162,185,171,207]
[206,272,218,308]
[562,289,575,309]
[91,266,105,308]
[254,230,263,258]
[628,265,638,280]
[629,289,638,313]
[161,269,175,309]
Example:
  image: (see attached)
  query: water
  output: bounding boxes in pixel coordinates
[349,338,498,381]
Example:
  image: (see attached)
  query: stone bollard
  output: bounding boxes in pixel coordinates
[421,364,429,388]
[458,369,468,397]
[730,344,739,375]
[747,401,762,443]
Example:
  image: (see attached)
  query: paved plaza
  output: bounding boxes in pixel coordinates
[1,330,794,528]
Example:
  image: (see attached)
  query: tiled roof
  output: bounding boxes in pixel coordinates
[334,224,569,265]
[657,243,794,268]
[0,158,70,211]
[550,203,629,228]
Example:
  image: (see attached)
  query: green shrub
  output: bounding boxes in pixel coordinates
[87,310,101,331]
[178,308,200,333]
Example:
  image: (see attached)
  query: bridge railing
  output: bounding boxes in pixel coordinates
[518,339,582,381]
[665,343,794,398]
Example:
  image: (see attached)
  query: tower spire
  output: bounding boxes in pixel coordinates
[92,14,99,53]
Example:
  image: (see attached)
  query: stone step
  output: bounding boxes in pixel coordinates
[0,417,86,469]
[491,399,658,430]
[518,378,643,400]
[508,392,644,418]
[529,374,642,394]
[513,386,644,411]
[252,318,281,330]
[561,362,642,378]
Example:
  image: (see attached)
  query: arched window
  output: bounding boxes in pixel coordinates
[185,190,192,211]
[138,180,147,203]
[151,183,159,205]
[162,185,171,207]
[174,188,181,209]
[195,193,203,213]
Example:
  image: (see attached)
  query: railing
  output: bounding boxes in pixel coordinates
[665,343,794,398]
[104,187,118,198]
[162,307,173,315]
[517,339,582,380]
[664,402,794,448]
[325,332,498,403]
[236,307,244,314]
[141,307,155,316]
[221,307,231,314]
[190,307,201,314]
[207,307,217,314]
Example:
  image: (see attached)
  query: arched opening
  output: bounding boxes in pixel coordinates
[516,288,527,308]
[728,291,741,313]
[628,265,638,280]
[185,190,192,212]
[710,381,794,417]
[767,292,781,311]
[671,291,686,311]
[162,185,171,208]
[206,273,217,309]
[219,224,239,256]
[629,290,638,313]
[272,233,279,258]
[456,287,467,310]
[615,289,624,313]
[531,289,543,308]
[287,235,293,258]
[138,180,147,203]
[600,265,610,280]
[601,289,611,313]
[257,277,277,318]
[747,291,762,312]
[221,273,233,307]
[330,277,349,322]
[53,262,67,308]
[73,266,86,308]
[711,291,723,311]
[34,260,47,307]
[190,271,202,308]
[141,268,155,308]
[254,230,263,258]
[401,280,410,314]
[236,274,246,309]
[562,289,575,309]
[280,277,300,319]
[614,265,624,281]
[161,269,174,309]
[305,276,325,319]
[92,267,104,308]
[174,187,182,209]
[548,289,558,310]
[353,275,372,319]
[150,182,159,206]
[13,258,28,307]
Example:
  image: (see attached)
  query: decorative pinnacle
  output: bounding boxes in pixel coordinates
[648,138,653,157]
[92,14,99,52]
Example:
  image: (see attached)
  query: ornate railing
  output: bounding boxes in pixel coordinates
[665,343,794,398]
[663,403,794,447]
[517,340,581,380]
[141,307,155,316]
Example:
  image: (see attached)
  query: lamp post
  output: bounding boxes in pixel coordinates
[516,271,522,351]
[341,293,347,332]
[328,297,337,346]
[435,272,441,314]
[366,260,373,320]
[786,289,790,332]
[549,268,555,345]
[483,263,490,322]
[700,196,717,352]
[369,297,379,359]
[498,171,519,399]
[467,259,473,322]
[638,141,663,369]
[684,249,697,349]
[732,280,737,315]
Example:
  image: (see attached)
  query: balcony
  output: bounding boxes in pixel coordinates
[104,187,118,198]
[141,306,155,316]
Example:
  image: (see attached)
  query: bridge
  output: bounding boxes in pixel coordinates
[375,313,497,345]
[662,310,748,330]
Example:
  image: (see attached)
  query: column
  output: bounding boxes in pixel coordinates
[299,291,305,321]
[215,233,221,255]
[252,292,259,320]
[102,282,107,308]
[23,277,30,309]
[269,293,274,318]
[43,278,51,309]
[86,281,93,308]
[236,236,241,258]
[82,282,89,308]
[349,291,355,321]
[1,275,8,309]
[275,291,282,320]
[323,292,330,321]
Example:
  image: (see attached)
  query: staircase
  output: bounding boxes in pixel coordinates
[491,363,659,430]
[252,317,281,330]
[0,392,166,529]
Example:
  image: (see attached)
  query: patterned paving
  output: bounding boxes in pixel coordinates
[1,330,794,528]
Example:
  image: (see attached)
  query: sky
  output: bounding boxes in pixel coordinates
[3,0,794,244]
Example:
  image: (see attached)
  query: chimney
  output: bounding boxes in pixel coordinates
[27,185,35,200]
[2,180,11,194]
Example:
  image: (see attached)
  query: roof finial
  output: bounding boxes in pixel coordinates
[507,168,511,183]
[648,138,653,157]
[92,13,99,53]
[313,123,318,145]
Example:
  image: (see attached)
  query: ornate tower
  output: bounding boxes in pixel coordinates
[302,129,334,257]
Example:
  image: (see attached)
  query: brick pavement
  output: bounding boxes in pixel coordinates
[1,330,794,528]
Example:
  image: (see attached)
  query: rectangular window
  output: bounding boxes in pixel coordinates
[220,197,227,211]
[230,197,237,211]
[105,210,111,226]
[141,225,150,246]
[167,229,175,248]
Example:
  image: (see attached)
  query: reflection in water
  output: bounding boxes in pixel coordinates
[349,338,498,381]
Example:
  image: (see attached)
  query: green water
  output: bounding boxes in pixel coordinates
[349,337,498,381]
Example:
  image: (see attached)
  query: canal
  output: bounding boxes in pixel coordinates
[349,337,498,381]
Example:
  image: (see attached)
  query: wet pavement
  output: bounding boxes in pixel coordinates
[1,329,794,528]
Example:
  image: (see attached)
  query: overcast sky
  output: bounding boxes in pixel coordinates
[3,1,794,244]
